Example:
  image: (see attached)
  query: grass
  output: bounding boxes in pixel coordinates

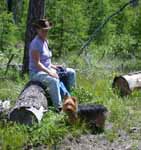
[0,56,141,149]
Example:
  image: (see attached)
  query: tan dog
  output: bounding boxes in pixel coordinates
[63,96,108,130]
[63,96,78,123]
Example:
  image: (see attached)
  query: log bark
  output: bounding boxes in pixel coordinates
[112,71,141,96]
[22,0,45,74]
[9,81,48,125]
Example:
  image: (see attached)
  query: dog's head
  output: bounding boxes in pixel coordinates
[63,96,78,114]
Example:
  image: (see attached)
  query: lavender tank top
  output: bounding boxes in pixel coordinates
[29,36,52,73]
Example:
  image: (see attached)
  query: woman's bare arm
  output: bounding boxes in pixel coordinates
[31,50,59,78]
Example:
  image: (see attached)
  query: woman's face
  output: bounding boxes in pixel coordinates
[37,29,48,40]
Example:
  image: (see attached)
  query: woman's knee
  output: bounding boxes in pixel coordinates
[47,77,60,94]
[66,68,76,76]
[48,77,60,85]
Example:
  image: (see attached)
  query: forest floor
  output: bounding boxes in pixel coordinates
[0,56,141,150]
[56,130,141,150]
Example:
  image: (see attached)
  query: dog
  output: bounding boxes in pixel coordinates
[63,96,108,131]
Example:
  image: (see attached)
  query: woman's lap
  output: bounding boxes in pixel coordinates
[29,68,76,109]
[30,68,76,88]
[30,71,56,85]
[30,71,62,109]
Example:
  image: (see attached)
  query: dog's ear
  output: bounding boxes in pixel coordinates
[72,97,78,111]
[71,97,77,103]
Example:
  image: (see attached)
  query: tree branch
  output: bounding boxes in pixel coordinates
[78,0,134,55]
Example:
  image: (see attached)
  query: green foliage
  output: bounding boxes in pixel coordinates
[0,0,28,64]
[0,12,17,53]
[0,0,141,149]
[29,112,68,145]
[0,57,141,148]
[72,87,94,104]
[0,123,28,150]
[1,0,141,60]
[0,69,29,101]
[46,0,89,56]
[0,11,20,64]
[44,0,141,58]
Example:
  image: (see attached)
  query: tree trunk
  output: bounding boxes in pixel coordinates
[9,81,48,125]
[22,0,45,74]
[112,71,141,96]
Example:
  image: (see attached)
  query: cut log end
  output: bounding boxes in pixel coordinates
[112,76,131,96]
[9,107,38,125]
[9,80,48,125]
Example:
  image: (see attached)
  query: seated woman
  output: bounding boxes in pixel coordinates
[29,19,76,112]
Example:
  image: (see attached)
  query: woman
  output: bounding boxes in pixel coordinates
[29,19,76,112]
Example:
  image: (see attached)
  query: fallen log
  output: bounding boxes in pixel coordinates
[9,81,48,125]
[112,71,141,96]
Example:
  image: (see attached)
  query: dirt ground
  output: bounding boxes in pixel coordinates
[31,125,141,150]
[56,133,140,150]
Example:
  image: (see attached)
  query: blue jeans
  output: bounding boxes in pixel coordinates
[29,68,76,109]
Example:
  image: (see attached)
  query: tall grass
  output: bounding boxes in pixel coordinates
[0,56,141,148]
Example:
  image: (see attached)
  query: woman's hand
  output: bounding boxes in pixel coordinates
[51,64,63,70]
[56,64,63,68]
[48,71,59,79]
